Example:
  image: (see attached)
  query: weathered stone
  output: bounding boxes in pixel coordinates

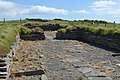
[88,77,112,80]
[116,64,120,68]
[85,69,102,77]
[78,67,94,74]
[66,58,80,63]
[41,74,48,80]
[39,55,44,58]
[41,65,45,69]
[72,62,89,68]
[113,71,120,77]
[103,66,115,71]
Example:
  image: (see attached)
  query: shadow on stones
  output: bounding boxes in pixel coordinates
[13,70,45,77]
[79,39,120,53]
[55,37,120,53]
[20,33,45,41]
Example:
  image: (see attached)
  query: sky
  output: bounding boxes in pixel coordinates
[0,0,120,23]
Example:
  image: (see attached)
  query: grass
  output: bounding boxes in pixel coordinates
[0,26,20,54]
[0,19,46,54]
[23,19,120,35]
[20,27,44,35]
[0,18,120,54]
[77,77,84,80]
[20,27,32,35]
[56,20,120,36]
[0,19,28,54]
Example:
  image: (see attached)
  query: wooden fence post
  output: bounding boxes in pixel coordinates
[114,21,115,29]
[20,18,22,24]
[105,22,107,28]
[3,18,5,25]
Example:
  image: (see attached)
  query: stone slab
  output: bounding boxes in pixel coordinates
[88,77,112,80]
[85,69,102,77]
[78,67,94,74]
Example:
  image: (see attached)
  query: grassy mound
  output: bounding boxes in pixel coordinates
[20,27,44,35]
[0,26,20,54]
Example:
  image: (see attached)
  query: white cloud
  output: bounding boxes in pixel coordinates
[91,0,120,15]
[0,0,18,16]
[20,6,69,15]
[0,0,88,17]
[0,0,69,17]
[72,10,89,14]
[92,0,117,9]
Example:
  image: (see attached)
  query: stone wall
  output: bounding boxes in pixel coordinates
[0,34,20,80]
[36,25,60,31]
[56,31,81,40]
[56,31,120,51]
[20,33,45,40]
[25,24,61,31]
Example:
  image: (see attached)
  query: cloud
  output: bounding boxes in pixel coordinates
[0,0,69,17]
[72,10,89,14]
[92,0,117,9]
[91,0,120,15]
[0,0,18,16]
[0,0,89,17]
[20,6,69,15]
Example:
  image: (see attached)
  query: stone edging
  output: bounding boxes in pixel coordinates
[0,34,20,80]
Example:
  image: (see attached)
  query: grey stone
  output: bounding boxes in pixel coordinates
[85,69,102,77]
[39,55,44,58]
[116,64,120,68]
[88,77,112,80]
[103,66,115,71]
[78,67,94,74]
[41,74,48,80]
[72,62,89,68]
[113,71,120,77]
[66,58,80,63]
[41,65,45,69]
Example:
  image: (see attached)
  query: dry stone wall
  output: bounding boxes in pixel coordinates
[0,34,20,80]
[56,31,120,51]
[20,33,45,40]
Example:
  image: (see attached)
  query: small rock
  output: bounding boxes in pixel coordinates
[39,55,44,58]
[116,64,120,68]
[72,62,89,68]
[41,65,45,69]
[41,74,48,80]
[66,58,80,63]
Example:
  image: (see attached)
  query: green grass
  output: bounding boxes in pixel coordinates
[0,18,120,54]
[0,19,28,54]
[20,27,32,35]
[0,26,20,54]
[20,27,44,35]
[23,19,120,35]
[56,20,120,36]
[77,77,84,80]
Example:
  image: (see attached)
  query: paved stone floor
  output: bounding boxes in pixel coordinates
[9,31,120,80]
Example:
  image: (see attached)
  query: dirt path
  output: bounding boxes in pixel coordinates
[10,31,120,80]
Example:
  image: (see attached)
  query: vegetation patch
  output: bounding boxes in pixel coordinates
[0,26,20,54]
[0,18,120,54]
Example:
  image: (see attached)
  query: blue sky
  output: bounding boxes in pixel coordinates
[0,0,120,23]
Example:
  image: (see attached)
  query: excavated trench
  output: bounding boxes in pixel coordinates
[3,31,120,80]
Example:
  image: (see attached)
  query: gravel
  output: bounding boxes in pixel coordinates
[9,31,120,80]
